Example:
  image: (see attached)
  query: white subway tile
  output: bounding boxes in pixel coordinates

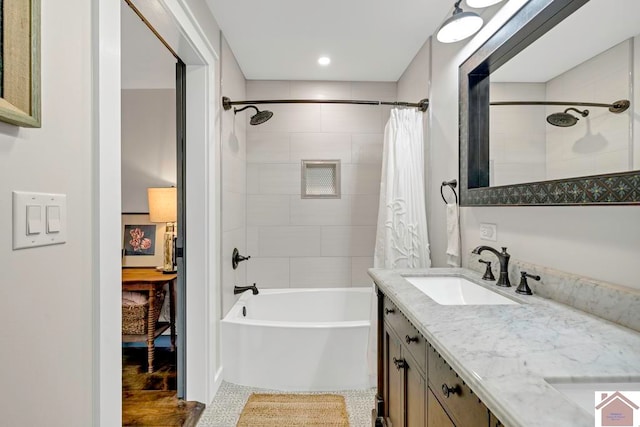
[290,257,351,287]
[252,104,322,133]
[222,228,247,315]
[247,132,290,163]
[246,80,291,99]
[342,164,382,195]
[290,196,351,226]
[351,257,374,286]
[222,191,246,231]
[258,226,322,257]
[290,132,352,163]
[246,257,290,288]
[351,82,397,101]
[350,195,379,226]
[246,226,259,255]
[290,81,351,99]
[253,164,300,195]
[246,163,260,194]
[352,133,383,164]
[321,104,382,133]
[222,154,246,194]
[247,195,290,226]
[321,226,376,257]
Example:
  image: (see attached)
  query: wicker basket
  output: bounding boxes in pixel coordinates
[122,290,165,335]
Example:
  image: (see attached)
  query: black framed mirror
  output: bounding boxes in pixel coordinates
[459,0,640,206]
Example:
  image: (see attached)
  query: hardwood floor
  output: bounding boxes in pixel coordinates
[122,347,204,427]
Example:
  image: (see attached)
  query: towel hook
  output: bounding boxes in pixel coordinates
[441,179,458,204]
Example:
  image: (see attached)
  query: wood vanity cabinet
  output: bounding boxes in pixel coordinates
[376,290,505,427]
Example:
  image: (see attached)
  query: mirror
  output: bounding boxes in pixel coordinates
[459,0,640,205]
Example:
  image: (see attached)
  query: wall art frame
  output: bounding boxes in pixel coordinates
[121,213,165,268]
[0,0,41,127]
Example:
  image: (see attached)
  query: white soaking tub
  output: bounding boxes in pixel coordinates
[222,288,372,391]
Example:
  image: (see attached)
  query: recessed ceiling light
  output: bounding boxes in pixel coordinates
[466,0,503,8]
[318,56,331,66]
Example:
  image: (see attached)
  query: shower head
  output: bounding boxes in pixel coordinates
[546,107,589,127]
[233,105,274,126]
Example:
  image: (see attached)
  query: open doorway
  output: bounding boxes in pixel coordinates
[120,1,198,424]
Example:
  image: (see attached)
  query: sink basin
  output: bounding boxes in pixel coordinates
[546,378,640,415]
[403,276,519,305]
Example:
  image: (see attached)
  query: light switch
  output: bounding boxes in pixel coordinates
[26,205,42,235]
[47,205,61,233]
[13,191,67,250]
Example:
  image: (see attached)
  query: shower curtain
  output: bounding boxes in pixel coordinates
[367,108,431,386]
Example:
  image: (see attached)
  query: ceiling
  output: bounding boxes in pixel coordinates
[492,0,640,82]
[206,0,457,81]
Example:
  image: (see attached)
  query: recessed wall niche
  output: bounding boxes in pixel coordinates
[301,160,341,199]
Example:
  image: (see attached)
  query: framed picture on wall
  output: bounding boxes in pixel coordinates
[121,213,165,268]
[0,0,41,127]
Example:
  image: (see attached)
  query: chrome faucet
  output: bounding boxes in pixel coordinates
[471,246,511,287]
[234,283,259,295]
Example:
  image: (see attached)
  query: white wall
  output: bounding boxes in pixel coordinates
[414,1,640,290]
[121,89,177,212]
[489,83,547,185]
[545,40,631,179]
[220,36,248,315]
[0,0,94,425]
[243,81,395,296]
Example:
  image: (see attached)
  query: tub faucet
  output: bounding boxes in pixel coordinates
[234,283,259,295]
[472,246,511,287]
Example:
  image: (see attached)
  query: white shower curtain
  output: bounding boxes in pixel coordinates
[367,108,431,386]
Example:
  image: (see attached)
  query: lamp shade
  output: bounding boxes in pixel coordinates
[147,187,177,223]
[437,10,483,43]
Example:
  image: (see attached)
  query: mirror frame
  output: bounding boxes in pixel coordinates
[459,0,640,206]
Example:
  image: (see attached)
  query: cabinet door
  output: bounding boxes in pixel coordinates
[427,388,455,427]
[405,351,426,427]
[385,326,404,427]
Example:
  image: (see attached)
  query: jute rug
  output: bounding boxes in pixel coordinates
[236,393,350,426]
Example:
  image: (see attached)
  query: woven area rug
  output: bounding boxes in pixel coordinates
[236,393,349,426]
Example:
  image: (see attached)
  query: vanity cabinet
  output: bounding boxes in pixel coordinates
[376,290,505,427]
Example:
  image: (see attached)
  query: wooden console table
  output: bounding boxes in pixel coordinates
[122,268,177,373]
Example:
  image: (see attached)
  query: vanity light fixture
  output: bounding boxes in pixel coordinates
[318,56,331,66]
[465,0,503,8]
[437,0,484,43]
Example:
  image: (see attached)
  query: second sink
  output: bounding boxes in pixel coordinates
[404,276,520,305]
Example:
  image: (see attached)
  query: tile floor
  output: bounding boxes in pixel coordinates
[197,381,376,427]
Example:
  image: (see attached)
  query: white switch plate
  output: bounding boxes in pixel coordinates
[480,223,497,242]
[13,191,67,250]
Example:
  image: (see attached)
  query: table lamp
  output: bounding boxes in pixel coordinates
[148,187,177,273]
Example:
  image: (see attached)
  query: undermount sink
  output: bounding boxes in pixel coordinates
[403,276,519,305]
[546,378,640,415]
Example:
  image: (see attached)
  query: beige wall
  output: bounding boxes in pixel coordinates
[0,0,94,425]
[121,89,177,212]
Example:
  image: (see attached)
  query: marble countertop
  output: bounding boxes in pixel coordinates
[368,267,640,427]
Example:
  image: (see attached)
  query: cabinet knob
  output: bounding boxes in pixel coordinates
[384,308,395,315]
[405,335,419,344]
[442,383,460,398]
[392,357,406,370]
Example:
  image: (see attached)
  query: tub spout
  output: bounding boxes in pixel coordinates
[234,283,259,295]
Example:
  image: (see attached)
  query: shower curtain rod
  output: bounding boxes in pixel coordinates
[490,100,630,113]
[222,96,429,112]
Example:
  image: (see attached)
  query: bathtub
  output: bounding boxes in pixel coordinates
[222,288,372,391]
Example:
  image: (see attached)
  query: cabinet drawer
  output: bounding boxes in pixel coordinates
[428,345,488,427]
[383,298,427,374]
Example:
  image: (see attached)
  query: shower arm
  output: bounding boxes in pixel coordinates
[222,96,429,112]
[490,99,630,114]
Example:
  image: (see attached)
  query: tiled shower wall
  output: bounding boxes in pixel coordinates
[245,81,396,289]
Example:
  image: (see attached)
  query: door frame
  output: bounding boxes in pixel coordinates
[93,1,221,425]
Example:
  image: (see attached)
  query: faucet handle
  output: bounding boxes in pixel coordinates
[478,259,495,281]
[515,271,540,295]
